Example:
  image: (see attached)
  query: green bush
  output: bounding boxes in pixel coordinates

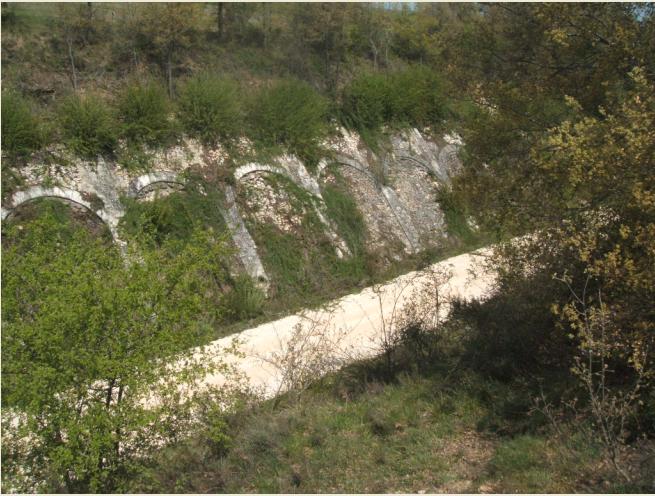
[57,94,117,158]
[340,67,449,134]
[177,75,242,144]
[387,66,448,128]
[1,91,45,158]
[248,79,329,163]
[117,81,174,146]
[339,72,389,133]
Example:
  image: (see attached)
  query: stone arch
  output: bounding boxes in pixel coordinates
[233,163,302,188]
[128,171,185,198]
[323,154,420,253]
[234,162,351,258]
[396,154,445,181]
[1,185,122,245]
[327,154,379,185]
[2,186,110,225]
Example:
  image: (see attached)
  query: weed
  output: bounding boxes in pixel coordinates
[221,274,265,322]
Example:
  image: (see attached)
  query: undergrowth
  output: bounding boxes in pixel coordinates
[127,315,653,494]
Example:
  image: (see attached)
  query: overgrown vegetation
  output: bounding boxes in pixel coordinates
[1,202,240,492]
[1,3,458,166]
[242,173,371,308]
[340,66,449,139]
[120,177,227,248]
[57,94,118,159]
[247,78,330,166]
[124,300,654,493]
[1,91,46,159]
[116,80,175,147]
[177,75,242,145]
[2,2,654,493]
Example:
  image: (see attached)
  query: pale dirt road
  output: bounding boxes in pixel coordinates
[182,247,497,400]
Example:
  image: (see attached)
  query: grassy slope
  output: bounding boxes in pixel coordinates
[134,353,649,494]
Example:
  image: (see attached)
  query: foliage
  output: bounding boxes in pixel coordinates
[340,66,449,136]
[1,204,235,492]
[322,181,367,259]
[436,184,484,249]
[128,3,202,96]
[385,66,449,128]
[220,274,265,322]
[117,80,174,147]
[125,350,646,493]
[120,178,227,248]
[177,75,242,145]
[242,174,370,307]
[339,71,389,133]
[57,94,117,159]
[1,91,45,159]
[247,79,329,164]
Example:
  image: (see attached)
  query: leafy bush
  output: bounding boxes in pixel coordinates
[386,66,448,128]
[2,208,233,492]
[1,91,45,158]
[340,67,449,134]
[117,81,174,146]
[339,72,389,133]
[57,94,117,158]
[248,79,329,163]
[177,75,242,144]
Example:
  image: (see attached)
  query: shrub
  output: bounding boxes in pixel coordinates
[57,94,117,158]
[387,66,448,128]
[1,91,45,158]
[117,81,174,146]
[120,180,227,248]
[177,75,242,145]
[340,67,449,134]
[339,72,389,133]
[248,79,329,163]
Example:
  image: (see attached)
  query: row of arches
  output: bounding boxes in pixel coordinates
[3,141,459,287]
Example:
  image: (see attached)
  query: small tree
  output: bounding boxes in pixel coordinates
[1,206,236,492]
[131,4,202,98]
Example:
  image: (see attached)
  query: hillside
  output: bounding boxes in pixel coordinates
[2,3,654,493]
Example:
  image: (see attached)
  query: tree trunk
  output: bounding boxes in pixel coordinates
[262,2,270,50]
[370,37,379,70]
[217,2,224,41]
[166,53,173,98]
[67,36,78,91]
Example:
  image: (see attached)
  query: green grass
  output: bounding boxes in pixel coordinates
[130,356,635,494]
[482,433,602,493]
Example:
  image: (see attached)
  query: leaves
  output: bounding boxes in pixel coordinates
[1,205,235,491]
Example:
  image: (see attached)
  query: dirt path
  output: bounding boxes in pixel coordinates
[182,247,496,399]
